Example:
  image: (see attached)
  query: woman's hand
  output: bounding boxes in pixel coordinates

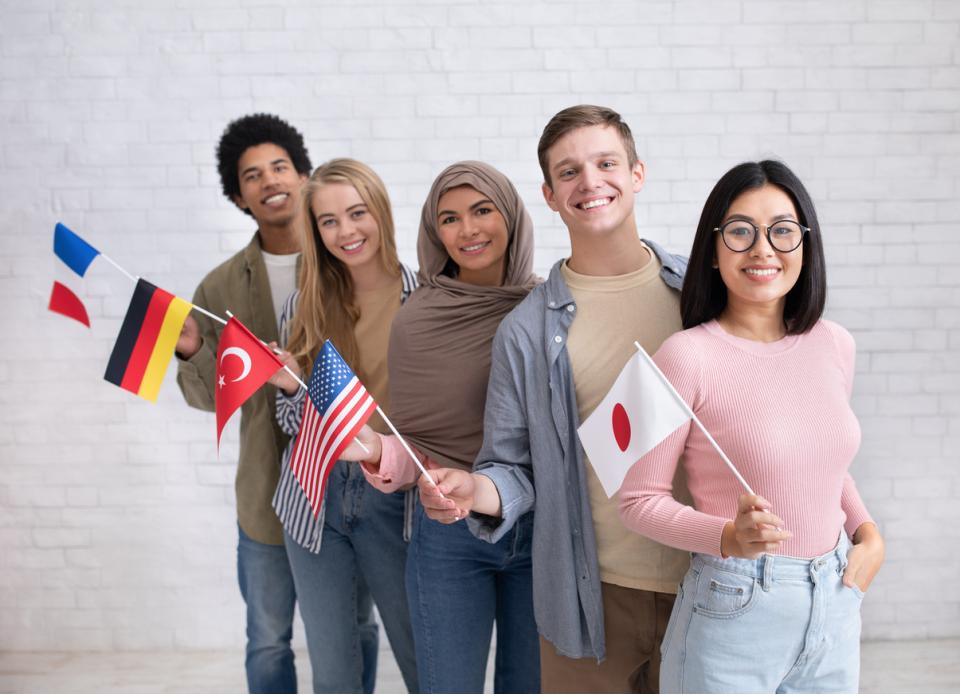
[843,522,884,593]
[418,467,476,523]
[721,493,793,559]
[267,344,301,395]
[339,424,382,465]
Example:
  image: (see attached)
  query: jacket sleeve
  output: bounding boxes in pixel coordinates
[467,323,536,544]
[175,281,220,412]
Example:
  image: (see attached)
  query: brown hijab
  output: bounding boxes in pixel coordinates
[387,161,538,470]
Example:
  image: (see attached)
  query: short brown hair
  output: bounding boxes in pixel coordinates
[537,105,638,187]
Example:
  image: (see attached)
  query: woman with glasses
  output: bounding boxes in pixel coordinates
[618,160,884,693]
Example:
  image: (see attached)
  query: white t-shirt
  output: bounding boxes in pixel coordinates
[260,250,299,331]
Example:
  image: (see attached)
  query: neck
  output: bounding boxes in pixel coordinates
[258,221,300,255]
[350,259,395,292]
[458,260,505,287]
[717,299,787,342]
[567,225,650,276]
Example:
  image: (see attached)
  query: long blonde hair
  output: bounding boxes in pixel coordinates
[286,158,401,378]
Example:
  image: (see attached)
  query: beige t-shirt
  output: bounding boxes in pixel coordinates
[562,248,690,593]
[354,277,402,435]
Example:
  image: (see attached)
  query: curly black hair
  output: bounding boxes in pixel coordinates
[215,113,312,216]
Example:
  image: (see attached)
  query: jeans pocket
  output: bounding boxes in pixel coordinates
[849,583,865,600]
[693,565,758,619]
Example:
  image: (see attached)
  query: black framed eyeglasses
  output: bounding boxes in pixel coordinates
[714,219,809,253]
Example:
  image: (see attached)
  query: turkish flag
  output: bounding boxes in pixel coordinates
[215,317,284,448]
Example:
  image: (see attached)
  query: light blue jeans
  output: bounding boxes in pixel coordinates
[284,460,418,694]
[661,533,863,694]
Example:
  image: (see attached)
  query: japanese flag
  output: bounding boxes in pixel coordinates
[577,347,691,497]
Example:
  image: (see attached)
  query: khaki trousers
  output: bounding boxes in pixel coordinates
[540,583,676,694]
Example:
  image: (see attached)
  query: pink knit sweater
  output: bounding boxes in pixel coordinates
[619,319,874,559]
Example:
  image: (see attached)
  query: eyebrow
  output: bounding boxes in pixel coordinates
[316,203,367,219]
[437,198,494,218]
[723,213,797,223]
[240,158,290,178]
[551,151,621,172]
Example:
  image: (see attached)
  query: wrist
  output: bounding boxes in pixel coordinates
[720,521,739,558]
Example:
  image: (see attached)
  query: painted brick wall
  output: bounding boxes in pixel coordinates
[1,0,958,650]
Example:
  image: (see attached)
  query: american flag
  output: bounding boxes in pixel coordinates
[290,341,377,516]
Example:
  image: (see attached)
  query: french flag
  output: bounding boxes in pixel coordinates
[47,222,100,327]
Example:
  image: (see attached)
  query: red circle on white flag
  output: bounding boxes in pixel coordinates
[612,403,631,452]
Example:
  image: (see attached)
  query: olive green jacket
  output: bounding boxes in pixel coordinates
[177,233,295,545]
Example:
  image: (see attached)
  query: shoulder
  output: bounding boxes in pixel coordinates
[496,284,548,341]
[655,326,704,365]
[813,319,855,359]
[191,247,249,304]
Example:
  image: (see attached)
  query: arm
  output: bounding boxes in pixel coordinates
[829,320,884,590]
[619,334,790,557]
[463,325,536,542]
[357,433,424,493]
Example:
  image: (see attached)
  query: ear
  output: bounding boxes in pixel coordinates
[542,182,559,212]
[232,194,249,211]
[631,160,646,193]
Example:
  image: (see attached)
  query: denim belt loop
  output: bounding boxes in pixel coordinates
[761,553,774,592]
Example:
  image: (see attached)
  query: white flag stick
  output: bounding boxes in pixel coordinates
[98,253,138,283]
[633,341,754,495]
[374,405,441,490]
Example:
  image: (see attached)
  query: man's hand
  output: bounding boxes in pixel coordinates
[418,467,476,523]
[176,314,202,359]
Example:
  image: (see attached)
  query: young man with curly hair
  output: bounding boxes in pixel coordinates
[175,114,379,694]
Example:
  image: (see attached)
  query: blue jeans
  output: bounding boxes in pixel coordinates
[406,504,540,694]
[661,533,863,693]
[284,460,418,694]
[237,524,297,694]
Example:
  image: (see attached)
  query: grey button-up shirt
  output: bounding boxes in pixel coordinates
[468,240,687,661]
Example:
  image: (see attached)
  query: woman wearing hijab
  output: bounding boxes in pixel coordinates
[342,161,541,694]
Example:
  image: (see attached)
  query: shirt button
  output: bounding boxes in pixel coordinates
[566,305,575,312]
[554,335,562,343]
[548,301,555,308]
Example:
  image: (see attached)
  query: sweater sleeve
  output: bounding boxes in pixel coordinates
[825,320,875,535]
[359,434,423,493]
[619,331,731,556]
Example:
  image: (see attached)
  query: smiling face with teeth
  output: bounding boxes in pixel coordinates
[541,124,645,244]
[436,185,510,287]
[715,183,804,319]
[233,143,307,233]
[311,182,383,271]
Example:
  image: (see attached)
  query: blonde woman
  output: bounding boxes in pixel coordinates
[270,159,418,694]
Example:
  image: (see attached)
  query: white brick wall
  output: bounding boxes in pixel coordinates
[1,0,958,650]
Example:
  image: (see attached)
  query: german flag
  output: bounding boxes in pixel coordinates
[104,278,193,402]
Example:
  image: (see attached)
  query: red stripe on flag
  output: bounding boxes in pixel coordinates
[289,378,376,516]
[120,287,173,393]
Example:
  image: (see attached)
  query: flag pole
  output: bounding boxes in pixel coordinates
[98,253,139,283]
[633,341,754,495]
[374,406,441,490]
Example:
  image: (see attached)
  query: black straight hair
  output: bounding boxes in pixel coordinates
[216,113,312,217]
[680,160,826,334]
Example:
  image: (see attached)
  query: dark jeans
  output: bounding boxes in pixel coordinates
[406,504,540,694]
